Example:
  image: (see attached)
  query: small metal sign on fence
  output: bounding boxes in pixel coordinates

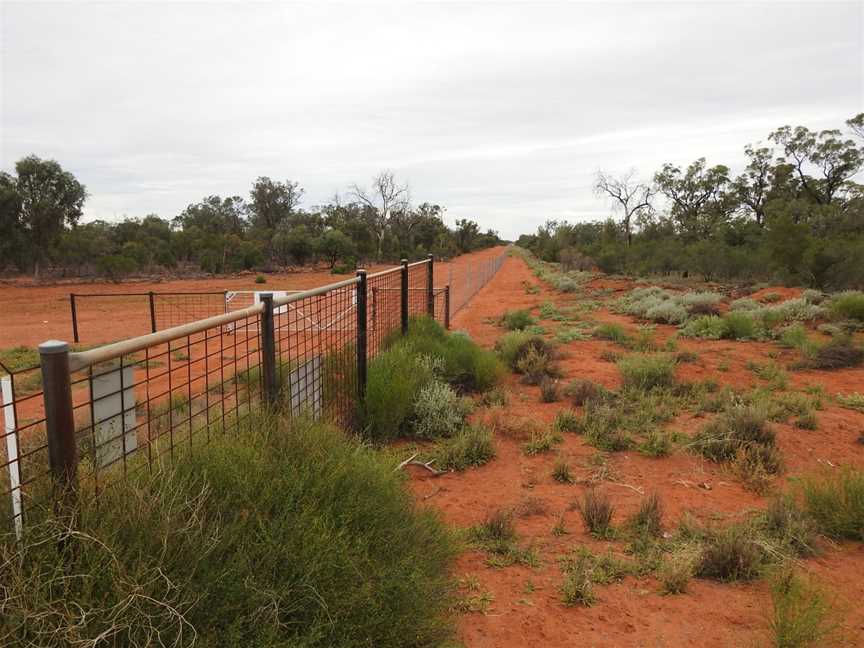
[90,362,137,468]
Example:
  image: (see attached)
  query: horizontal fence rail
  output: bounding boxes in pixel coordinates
[1,252,507,534]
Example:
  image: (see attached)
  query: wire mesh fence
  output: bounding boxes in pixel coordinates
[70,291,228,343]
[446,248,509,315]
[1,253,506,534]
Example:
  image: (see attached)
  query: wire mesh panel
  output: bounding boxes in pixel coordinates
[272,280,360,429]
[407,261,430,318]
[71,293,153,343]
[152,292,227,329]
[366,267,404,356]
[68,311,265,498]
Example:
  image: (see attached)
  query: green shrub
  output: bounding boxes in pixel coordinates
[495,331,549,370]
[413,381,470,440]
[828,290,864,322]
[555,327,588,343]
[554,409,582,433]
[593,322,629,344]
[0,416,456,647]
[401,318,504,392]
[502,309,535,331]
[617,353,676,391]
[768,569,837,648]
[837,392,864,413]
[576,488,614,538]
[645,301,688,324]
[522,429,562,455]
[723,311,758,340]
[431,425,496,471]
[800,468,864,541]
[778,324,812,351]
[254,274,266,284]
[638,430,672,458]
[560,555,596,606]
[680,315,727,339]
[364,345,435,442]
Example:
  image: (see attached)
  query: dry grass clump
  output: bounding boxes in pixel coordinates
[575,488,615,538]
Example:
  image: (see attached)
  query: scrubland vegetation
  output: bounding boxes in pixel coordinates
[519,115,864,291]
[0,415,456,647]
[0,161,502,279]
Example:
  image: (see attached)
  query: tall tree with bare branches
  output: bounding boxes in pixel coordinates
[593,169,655,246]
[351,171,409,260]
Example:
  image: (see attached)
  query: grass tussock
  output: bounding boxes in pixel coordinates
[576,488,615,538]
[0,415,456,648]
[768,569,837,648]
[431,425,496,471]
[693,405,780,491]
[799,468,864,541]
[617,353,676,391]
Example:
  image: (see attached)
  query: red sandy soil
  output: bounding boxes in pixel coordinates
[0,246,507,349]
[406,255,864,648]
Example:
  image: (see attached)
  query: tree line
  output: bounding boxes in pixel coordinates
[0,165,503,279]
[518,114,864,289]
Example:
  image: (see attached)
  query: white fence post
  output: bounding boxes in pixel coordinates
[1,376,22,539]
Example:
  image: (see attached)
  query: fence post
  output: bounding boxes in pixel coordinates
[69,294,79,344]
[40,340,78,515]
[426,253,435,318]
[444,285,450,330]
[356,270,367,400]
[259,293,278,406]
[148,291,157,333]
[400,258,409,335]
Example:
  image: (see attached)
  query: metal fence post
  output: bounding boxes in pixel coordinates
[426,253,435,318]
[356,270,367,400]
[148,291,157,333]
[69,294,79,344]
[259,293,278,405]
[40,340,78,515]
[400,258,409,335]
[444,285,451,330]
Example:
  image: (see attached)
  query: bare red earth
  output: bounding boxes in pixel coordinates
[407,255,864,648]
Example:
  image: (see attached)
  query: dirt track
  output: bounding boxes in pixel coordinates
[409,253,864,648]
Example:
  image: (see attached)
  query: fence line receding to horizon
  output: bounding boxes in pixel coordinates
[1,248,509,533]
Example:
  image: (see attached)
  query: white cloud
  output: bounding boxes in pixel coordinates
[1,1,861,238]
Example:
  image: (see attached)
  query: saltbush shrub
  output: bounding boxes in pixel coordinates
[645,301,688,324]
[680,315,727,340]
[412,381,470,440]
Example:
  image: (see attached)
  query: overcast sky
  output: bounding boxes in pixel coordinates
[1,1,862,239]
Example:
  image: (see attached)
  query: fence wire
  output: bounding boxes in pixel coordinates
[1,254,506,533]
